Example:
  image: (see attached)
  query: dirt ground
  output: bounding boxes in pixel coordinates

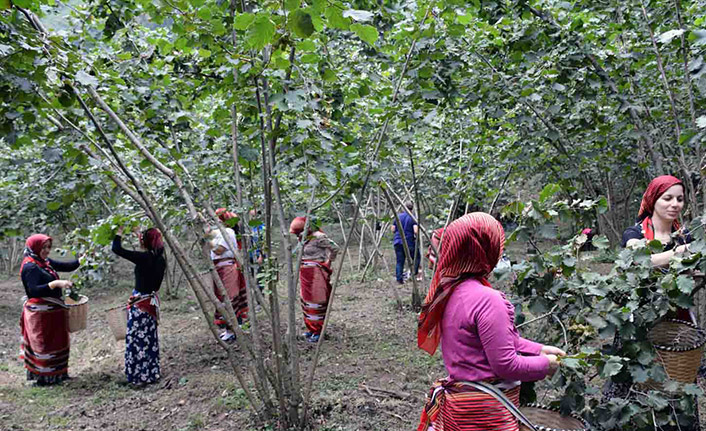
[0,252,448,431]
[2,242,704,430]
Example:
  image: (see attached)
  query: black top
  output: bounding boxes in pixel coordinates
[21,258,79,299]
[112,235,166,295]
[621,224,692,250]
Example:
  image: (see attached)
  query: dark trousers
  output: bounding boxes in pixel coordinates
[395,243,420,283]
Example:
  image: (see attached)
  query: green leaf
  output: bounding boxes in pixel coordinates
[247,15,276,49]
[291,9,315,38]
[47,202,61,211]
[691,30,706,46]
[92,223,115,246]
[586,314,607,329]
[658,29,685,44]
[296,40,316,52]
[600,357,623,377]
[350,23,378,45]
[325,7,351,30]
[0,0,11,10]
[696,116,706,129]
[561,358,582,369]
[684,384,703,396]
[284,0,299,11]
[234,13,255,30]
[457,10,472,25]
[75,70,98,87]
[198,48,211,58]
[539,183,561,203]
[300,53,319,63]
[197,6,212,20]
[322,68,336,82]
[676,275,695,294]
[593,235,609,249]
[342,9,374,22]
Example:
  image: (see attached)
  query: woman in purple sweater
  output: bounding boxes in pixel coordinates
[417,213,564,431]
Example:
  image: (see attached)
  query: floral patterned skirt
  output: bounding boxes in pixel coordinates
[125,305,160,384]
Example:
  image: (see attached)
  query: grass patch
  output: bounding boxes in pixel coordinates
[179,413,205,431]
[89,381,134,405]
[217,386,250,410]
[2,384,70,420]
[317,374,363,392]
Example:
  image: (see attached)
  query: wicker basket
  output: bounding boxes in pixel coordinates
[519,404,588,431]
[105,305,127,341]
[65,295,89,333]
[648,319,706,383]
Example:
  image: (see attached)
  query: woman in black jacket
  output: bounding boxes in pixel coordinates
[19,234,79,385]
[112,226,166,385]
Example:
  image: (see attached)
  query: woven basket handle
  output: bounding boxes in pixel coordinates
[459,381,539,431]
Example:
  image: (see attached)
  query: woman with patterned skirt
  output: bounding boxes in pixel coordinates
[19,234,79,385]
[289,217,339,343]
[112,227,166,386]
[417,213,563,431]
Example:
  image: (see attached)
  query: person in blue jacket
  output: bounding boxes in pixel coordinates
[391,201,420,284]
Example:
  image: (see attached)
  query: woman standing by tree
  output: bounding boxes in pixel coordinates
[289,217,339,343]
[112,227,166,386]
[208,208,247,342]
[417,213,563,431]
[20,234,79,386]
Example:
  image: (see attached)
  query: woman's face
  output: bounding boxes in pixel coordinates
[654,184,685,222]
[40,241,52,260]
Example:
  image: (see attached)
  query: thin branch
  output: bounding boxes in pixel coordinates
[310,178,349,212]
[517,304,560,328]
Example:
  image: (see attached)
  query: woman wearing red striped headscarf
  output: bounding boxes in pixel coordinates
[622,175,690,267]
[290,216,339,343]
[19,234,79,385]
[417,213,563,431]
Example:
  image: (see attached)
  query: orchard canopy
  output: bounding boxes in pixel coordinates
[3,0,706,429]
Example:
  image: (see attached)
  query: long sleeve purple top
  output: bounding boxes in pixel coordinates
[440,278,550,382]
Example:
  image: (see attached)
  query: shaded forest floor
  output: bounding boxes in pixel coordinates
[0,251,446,431]
[1,242,705,430]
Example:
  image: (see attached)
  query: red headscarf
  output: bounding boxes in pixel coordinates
[20,234,58,278]
[216,208,237,222]
[289,216,312,236]
[417,213,505,355]
[215,208,243,248]
[638,175,683,240]
[140,228,164,252]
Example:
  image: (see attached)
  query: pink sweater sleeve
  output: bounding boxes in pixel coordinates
[475,293,550,381]
[516,337,544,355]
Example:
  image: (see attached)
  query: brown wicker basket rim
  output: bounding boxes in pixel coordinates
[520,403,589,431]
[65,294,89,306]
[650,319,706,352]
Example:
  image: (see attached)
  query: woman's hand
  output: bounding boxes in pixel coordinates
[545,354,560,376]
[541,345,567,357]
[48,280,73,290]
[117,226,125,236]
[675,244,690,255]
